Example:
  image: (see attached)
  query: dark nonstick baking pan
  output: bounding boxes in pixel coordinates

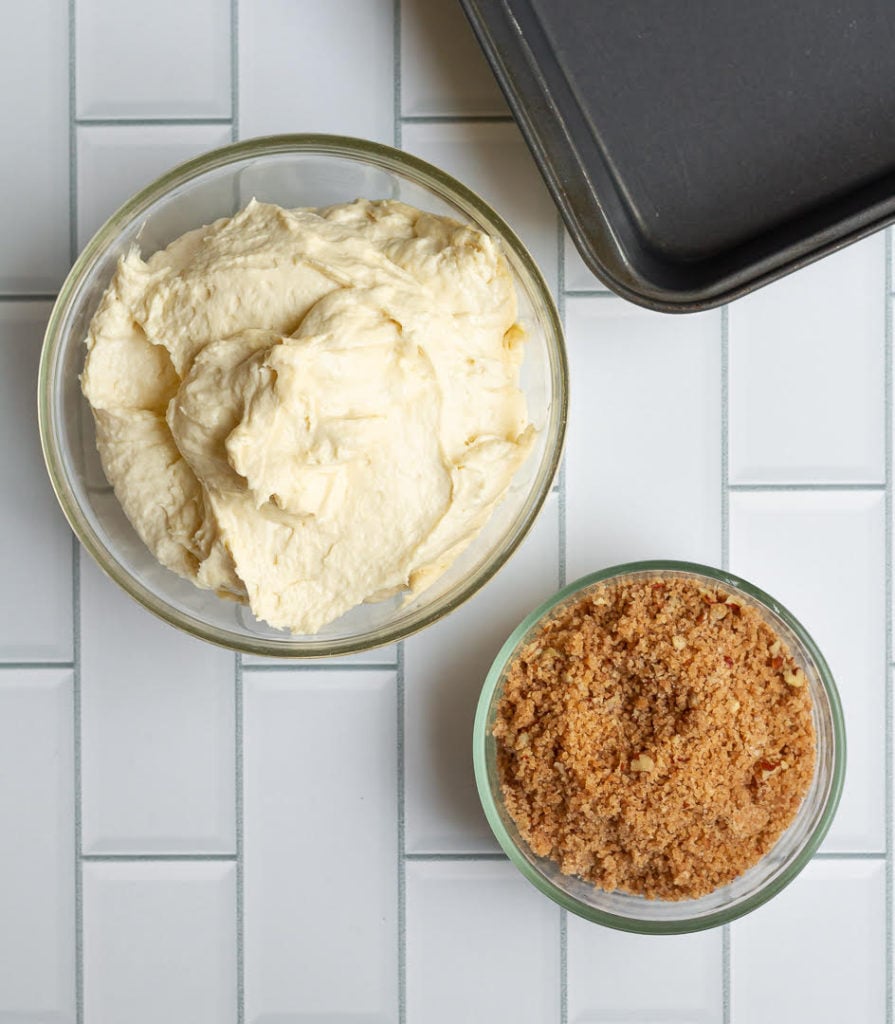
[460,0,895,311]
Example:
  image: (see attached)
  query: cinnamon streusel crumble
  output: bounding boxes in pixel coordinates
[493,576,816,900]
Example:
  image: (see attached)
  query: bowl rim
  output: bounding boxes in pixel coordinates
[473,558,847,934]
[37,133,568,656]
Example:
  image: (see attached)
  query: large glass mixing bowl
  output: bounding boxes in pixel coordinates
[39,135,567,656]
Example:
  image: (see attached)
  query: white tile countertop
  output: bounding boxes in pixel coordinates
[0,2,890,1022]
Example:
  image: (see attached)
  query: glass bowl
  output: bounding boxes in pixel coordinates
[38,135,567,657]
[473,560,846,933]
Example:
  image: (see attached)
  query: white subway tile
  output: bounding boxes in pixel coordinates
[80,555,236,853]
[567,917,722,1024]
[77,0,231,119]
[404,495,559,854]
[239,0,394,143]
[0,302,73,661]
[244,670,397,1022]
[83,861,236,1024]
[729,490,885,852]
[565,297,722,580]
[0,669,74,1022]
[729,233,885,484]
[731,858,885,1024]
[77,124,233,249]
[406,859,559,1024]
[564,231,607,292]
[0,0,69,292]
[400,0,507,116]
[402,121,560,296]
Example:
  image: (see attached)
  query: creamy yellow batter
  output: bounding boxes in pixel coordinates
[82,199,533,633]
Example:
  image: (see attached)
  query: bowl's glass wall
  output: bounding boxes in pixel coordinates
[42,138,566,656]
[475,563,845,933]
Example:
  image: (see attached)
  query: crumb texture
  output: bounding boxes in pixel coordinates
[493,576,816,900]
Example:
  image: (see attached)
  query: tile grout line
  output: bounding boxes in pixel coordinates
[68,0,78,268]
[400,114,513,124]
[0,294,60,303]
[559,905,568,1024]
[76,117,233,127]
[393,0,402,149]
[722,927,731,1024]
[721,306,730,571]
[562,288,613,298]
[729,482,886,492]
[556,209,568,1024]
[68,2,83,1021]
[230,6,242,1017]
[720,303,731,1024]
[813,851,888,860]
[0,660,74,670]
[396,641,407,1024]
[69,551,84,1024]
[72,542,83,1024]
[81,853,240,862]
[241,661,398,672]
[393,10,406,1021]
[235,653,245,1024]
[404,852,508,862]
[230,0,239,141]
[881,226,894,1024]
[880,655,888,1024]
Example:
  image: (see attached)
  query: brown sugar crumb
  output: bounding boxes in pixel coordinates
[493,576,816,900]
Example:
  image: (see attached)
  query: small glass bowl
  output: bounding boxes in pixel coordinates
[38,134,567,657]
[473,560,846,933]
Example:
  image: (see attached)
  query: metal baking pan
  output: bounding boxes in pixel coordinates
[460,0,895,311]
